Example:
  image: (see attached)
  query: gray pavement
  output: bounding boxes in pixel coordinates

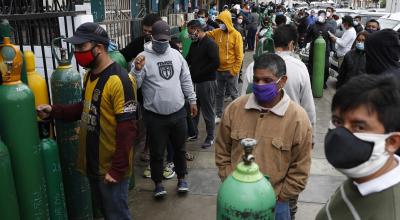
[128,52,346,220]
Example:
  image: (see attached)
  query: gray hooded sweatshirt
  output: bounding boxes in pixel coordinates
[131,42,196,115]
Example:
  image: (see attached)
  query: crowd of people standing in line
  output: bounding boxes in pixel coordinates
[35,2,400,219]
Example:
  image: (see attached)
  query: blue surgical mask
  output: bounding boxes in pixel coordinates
[198,17,206,26]
[366,28,377,34]
[152,40,169,54]
[219,24,227,31]
[355,42,364,51]
[276,11,284,16]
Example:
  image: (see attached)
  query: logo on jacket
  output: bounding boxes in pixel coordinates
[157,61,174,80]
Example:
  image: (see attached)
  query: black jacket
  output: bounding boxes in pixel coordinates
[336,49,366,88]
[186,35,219,83]
[120,36,146,62]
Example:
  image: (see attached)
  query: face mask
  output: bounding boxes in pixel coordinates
[366,28,377,34]
[356,42,364,50]
[219,23,227,31]
[318,15,326,23]
[152,40,169,54]
[237,18,243,24]
[189,32,199,42]
[326,12,331,17]
[198,17,206,26]
[252,78,281,104]
[354,21,359,26]
[144,34,152,42]
[325,127,391,178]
[276,11,284,16]
[74,46,98,68]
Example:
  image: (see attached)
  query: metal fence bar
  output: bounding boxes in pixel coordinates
[37,20,52,104]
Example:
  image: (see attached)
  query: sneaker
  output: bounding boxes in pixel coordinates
[186,135,198,142]
[215,117,221,124]
[163,162,175,179]
[201,139,214,149]
[154,185,167,199]
[143,165,151,178]
[177,180,189,193]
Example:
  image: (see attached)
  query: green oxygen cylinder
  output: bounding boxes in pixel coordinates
[40,138,68,220]
[179,26,192,58]
[311,33,326,98]
[217,138,276,220]
[0,139,20,220]
[109,50,128,70]
[51,37,93,220]
[0,37,50,220]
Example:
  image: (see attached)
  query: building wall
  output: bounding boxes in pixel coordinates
[386,0,400,13]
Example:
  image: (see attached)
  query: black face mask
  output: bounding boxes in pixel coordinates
[325,127,373,169]
[144,34,152,43]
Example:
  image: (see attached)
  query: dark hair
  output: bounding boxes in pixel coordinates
[142,13,162,27]
[251,6,258,13]
[273,24,298,48]
[332,74,400,132]
[326,7,334,12]
[355,15,361,20]
[352,31,369,48]
[275,14,287,26]
[198,9,209,17]
[342,15,354,27]
[253,53,286,77]
[318,10,326,16]
[367,19,380,30]
[187,19,203,30]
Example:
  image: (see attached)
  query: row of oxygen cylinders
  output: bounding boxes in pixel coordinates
[0,36,129,220]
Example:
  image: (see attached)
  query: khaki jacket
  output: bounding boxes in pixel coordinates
[215,93,312,201]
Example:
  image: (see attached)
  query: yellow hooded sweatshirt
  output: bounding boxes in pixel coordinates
[207,10,244,76]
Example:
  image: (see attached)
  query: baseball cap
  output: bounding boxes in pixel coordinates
[152,20,171,41]
[65,22,110,45]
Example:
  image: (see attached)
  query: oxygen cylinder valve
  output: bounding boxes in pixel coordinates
[241,138,257,165]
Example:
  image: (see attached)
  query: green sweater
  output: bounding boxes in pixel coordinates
[316,179,400,220]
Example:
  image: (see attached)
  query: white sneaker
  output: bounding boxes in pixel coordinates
[215,117,221,124]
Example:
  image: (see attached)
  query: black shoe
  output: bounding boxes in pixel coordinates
[201,138,214,149]
[154,185,167,199]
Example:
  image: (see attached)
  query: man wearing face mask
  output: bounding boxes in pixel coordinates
[306,10,331,88]
[353,16,364,33]
[131,20,198,199]
[365,19,380,34]
[36,22,137,220]
[215,53,312,220]
[325,7,337,35]
[207,10,244,124]
[197,9,219,31]
[120,13,161,62]
[329,15,357,69]
[316,74,400,220]
[186,19,219,148]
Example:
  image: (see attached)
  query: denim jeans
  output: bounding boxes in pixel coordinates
[275,201,291,220]
[89,178,131,220]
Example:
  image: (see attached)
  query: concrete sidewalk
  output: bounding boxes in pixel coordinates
[129,52,345,220]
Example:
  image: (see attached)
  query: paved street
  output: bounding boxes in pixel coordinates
[128,51,346,220]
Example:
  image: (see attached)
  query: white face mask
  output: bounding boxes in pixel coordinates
[354,21,359,26]
[318,15,326,23]
[336,133,391,178]
[237,18,243,24]
[326,12,332,17]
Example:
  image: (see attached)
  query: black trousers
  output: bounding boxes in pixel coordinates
[144,107,188,183]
